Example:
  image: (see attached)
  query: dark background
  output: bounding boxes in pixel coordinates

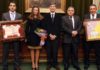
[0,0,92,20]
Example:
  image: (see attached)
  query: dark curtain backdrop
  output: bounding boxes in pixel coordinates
[66,0,92,20]
[0,0,24,20]
[0,0,92,20]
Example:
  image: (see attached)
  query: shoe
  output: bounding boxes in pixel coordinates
[14,67,21,70]
[73,65,81,70]
[46,65,51,70]
[97,65,100,70]
[64,67,68,70]
[55,65,60,70]
[32,68,35,70]
[75,67,81,70]
[36,67,39,70]
[76,67,81,70]
[3,68,8,70]
[84,66,88,70]
[84,68,88,70]
[35,64,39,70]
[84,64,89,69]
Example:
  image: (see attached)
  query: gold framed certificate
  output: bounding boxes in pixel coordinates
[84,19,100,41]
[0,20,25,41]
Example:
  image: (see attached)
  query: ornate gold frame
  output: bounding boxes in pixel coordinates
[25,0,66,13]
[0,20,25,41]
[84,19,100,41]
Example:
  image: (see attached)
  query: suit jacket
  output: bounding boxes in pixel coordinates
[44,13,61,39]
[62,15,82,43]
[2,12,22,20]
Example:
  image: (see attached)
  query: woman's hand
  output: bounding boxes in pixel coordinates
[49,34,56,40]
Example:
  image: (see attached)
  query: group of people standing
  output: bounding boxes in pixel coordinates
[1,1,100,70]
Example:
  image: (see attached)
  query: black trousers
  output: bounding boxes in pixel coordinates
[62,42,80,69]
[46,39,59,67]
[2,41,20,70]
[83,40,100,68]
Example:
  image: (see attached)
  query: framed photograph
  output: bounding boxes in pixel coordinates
[25,0,66,13]
[84,19,100,41]
[0,20,25,41]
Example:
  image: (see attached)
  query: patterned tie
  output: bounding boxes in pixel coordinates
[51,14,54,22]
[92,14,94,19]
[69,16,74,29]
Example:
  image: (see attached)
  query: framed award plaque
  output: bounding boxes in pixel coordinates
[0,20,25,41]
[84,19,100,41]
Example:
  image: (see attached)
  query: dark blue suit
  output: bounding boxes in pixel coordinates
[44,13,61,68]
[2,12,22,70]
[62,15,82,70]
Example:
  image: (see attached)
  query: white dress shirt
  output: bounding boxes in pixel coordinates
[90,13,97,19]
[69,16,75,29]
[9,11,16,21]
[50,13,55,18]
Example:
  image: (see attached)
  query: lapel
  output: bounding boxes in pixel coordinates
[74,16,77,29]
[89,13,98,19]
[49,13,56,23]
[7,12,11,20]
[49,13,52,20]
[15,13,17,20]
[66,16,73,28]
[7,12,18,20]
[97,14,99,18]
[89,14,91,19]
[54,13,56,22]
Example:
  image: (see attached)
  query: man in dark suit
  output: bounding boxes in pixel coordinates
[62,6,82,70]
[83,4,100,70]
[44,3,61,70]
[2,1,22,70]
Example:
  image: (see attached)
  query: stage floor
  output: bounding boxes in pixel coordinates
[0,63,97,70]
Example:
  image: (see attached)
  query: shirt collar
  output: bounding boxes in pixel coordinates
[90,13,97,16]
[50,12,55,15]
[9,11,16,14]
[90,13,97,19]
[69,16,74,18]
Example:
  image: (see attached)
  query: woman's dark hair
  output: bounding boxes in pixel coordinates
[28,6,43,20]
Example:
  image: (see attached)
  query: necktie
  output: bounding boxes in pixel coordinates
[51,14,54,22]
[69,16,72,20]
[92,14,94,19]
[69,16,74,29]
[69,16,72,24]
